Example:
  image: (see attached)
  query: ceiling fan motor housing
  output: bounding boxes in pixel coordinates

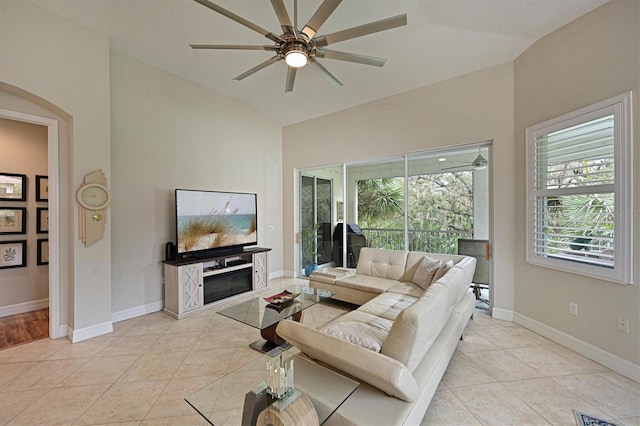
[280,37,316,63]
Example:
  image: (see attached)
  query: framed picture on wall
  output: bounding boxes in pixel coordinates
[0,173,27,202]
[0,240,27,269]
[35,175,49,202]
[0,207,27,234]
[37,207,49,233]
[37,238,49,265]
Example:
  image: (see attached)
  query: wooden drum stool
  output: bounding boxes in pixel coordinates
[256,393,319,426]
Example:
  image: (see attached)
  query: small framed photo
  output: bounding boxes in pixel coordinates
[0,173,27,202]
[36,175,49,202]
[37,239,49,265]
[0,240,26,269]
[0,207,27,235]
[37,207,49,233]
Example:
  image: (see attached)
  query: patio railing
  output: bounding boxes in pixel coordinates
[360,228,473,254]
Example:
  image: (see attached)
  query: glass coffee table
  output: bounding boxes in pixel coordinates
[217,285,335,352]
[185,347,359,425]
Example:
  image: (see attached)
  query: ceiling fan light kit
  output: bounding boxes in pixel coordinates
[284,40,310,67]
[285,50,307,67]
[190,0,407,92]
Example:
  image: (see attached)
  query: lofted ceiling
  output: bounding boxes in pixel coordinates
[28,0,608,126]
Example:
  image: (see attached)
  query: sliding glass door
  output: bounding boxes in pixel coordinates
[299,168,342,274]
[297,144,492,308]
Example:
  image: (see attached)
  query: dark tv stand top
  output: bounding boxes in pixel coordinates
[162,247,271,267]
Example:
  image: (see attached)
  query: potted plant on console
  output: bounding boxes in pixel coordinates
[301,225,319,277]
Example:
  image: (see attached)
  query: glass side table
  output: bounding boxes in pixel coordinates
[217,285,336,352]
[185,347,358,425]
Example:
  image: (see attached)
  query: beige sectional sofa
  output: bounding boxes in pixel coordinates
[276,247,477,425]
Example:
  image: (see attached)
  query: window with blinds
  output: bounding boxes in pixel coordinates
[526,92,633,284]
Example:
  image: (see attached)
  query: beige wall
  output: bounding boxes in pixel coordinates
[0,89,73,328]
[0,118,48,308]
[1,0,111,334]
[283,63,516,313]
[1,0,283,332]
[514,0,640,365]
[110,52,283,315]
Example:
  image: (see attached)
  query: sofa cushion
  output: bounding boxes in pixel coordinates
[381,283,449,372]
[356,247,408,281]
[432,260,454,284]
[331,310,395,334]
[358,292,417,321]
[321,321,387,352]
[276,319,420,402]
[387,281,425,299]
[435,257,477,314]
[412,256,442,289]
[335,274,399,294]
[404,251,466,281]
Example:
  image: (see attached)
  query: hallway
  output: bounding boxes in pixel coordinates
[0,308,48,349]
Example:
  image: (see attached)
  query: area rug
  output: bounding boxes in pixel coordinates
[573,410,622,426]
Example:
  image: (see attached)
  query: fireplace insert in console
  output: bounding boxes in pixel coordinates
[203,267,252,305]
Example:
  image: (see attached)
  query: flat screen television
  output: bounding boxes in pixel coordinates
[175,189,257,258]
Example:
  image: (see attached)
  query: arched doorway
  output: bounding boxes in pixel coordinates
[0,104,63,339]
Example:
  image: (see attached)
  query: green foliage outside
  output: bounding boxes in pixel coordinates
[357,172,473,231]
[356,172,473,252]
[300,224,319,265]
[356,178,404,228]
[540,157,615,255]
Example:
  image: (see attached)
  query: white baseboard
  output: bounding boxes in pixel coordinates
[514,312,640,383]
[492,307,514,321]
[0,298,49,318]
[69,320,113,343]
[269,270,284,280]
[111,300,164,323]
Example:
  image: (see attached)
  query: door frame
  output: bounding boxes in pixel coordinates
[298,173,334,275]
[0,108,61,338]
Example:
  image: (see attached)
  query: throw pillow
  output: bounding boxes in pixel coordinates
[412,256,442,290]
[432,260,455,284]
[320,321,387,352]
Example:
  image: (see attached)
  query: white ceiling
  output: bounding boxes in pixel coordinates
[28,0,607,126]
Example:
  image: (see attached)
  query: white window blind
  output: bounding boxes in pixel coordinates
[526,92,633,284]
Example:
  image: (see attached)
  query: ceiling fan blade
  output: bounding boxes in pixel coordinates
[315,49,386,67]
[270,0,294,35]
[285,67,297,92]
[233,56,280,81]
[441,165,470,171]
[190,44,277,51]
[308,60,343,88]
[301,0,342,39]
[294,0,298,36]
[192,0,284,43]
[315,14,407,48]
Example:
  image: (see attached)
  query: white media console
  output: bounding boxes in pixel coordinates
[163,247,270,319]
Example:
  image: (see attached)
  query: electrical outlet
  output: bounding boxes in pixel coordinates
[617,317,629,333]
[569,302,578,316]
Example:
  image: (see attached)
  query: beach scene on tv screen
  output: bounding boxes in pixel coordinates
[177,191,256,253]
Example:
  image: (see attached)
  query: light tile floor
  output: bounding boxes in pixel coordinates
[1,277,638,425]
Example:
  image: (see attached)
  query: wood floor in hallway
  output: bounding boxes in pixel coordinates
[0,308,49,349]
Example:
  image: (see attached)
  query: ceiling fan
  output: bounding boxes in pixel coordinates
[190,0,407,92]
[442,151,488,171]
